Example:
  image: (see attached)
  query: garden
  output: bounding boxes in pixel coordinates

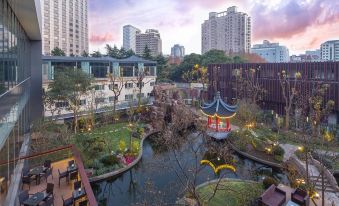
[73,122,145,176]
[196,179,264,206]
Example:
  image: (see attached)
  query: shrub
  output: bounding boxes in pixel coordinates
[274,155,283,162]
[118,140,127,153]
[263,176,278,189]
[136,127,145,138]
[272,146,284,156]
[131,141,140,154]
[100,155,119,166]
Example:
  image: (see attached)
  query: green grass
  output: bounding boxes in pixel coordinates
[197,180,263,206]
[85,122,136,152]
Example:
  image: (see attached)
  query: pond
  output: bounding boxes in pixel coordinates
[91,133,289,206]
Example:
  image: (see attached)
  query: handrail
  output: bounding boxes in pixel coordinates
[71,145,98,206]
[0,77,31,99]
[0,145,72,166]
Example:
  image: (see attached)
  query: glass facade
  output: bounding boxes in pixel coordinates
[0,0,33,198]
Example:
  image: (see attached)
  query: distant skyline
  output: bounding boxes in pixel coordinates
[88,0,339,55]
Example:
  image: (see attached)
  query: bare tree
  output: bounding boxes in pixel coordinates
[108,72,128,121]
[278,70,301,129]
[131,69,155,111]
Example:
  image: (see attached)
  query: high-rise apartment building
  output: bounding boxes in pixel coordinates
[202,6,251,54]
[41,0,89,56]
[321,40,339,61]
[251,40,289,63]
[0,0,42,204]
[136,29,162,57]
[123,25,141,52]
[171,44,185,58]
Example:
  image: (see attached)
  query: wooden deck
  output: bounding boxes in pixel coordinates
[23,158,87,206]
[277,184,322,206]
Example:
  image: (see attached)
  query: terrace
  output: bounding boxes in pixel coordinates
[1,145,97,206]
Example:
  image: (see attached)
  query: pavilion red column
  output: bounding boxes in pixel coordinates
[226,118,230,131]
[207,116,211,128]
[215,116,219,131]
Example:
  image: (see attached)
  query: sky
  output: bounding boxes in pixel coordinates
[88,0,339,55]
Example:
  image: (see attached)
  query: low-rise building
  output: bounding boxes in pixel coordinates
[251,40,289,63]
[42,55,157,119]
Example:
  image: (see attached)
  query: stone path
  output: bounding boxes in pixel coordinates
[280,144,299,162]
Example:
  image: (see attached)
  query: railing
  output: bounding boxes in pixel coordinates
[0,145,98,206]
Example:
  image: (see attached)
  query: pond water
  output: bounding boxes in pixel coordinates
[91,133,289,206]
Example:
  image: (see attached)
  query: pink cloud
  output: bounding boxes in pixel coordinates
[89,33,118,44]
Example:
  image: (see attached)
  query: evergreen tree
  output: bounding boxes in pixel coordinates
[51,47,66,56]
[91,51,102,58]
[142,45,152,60]
[81,50,89,57]
[125,49,135,58]
[119,47,126,58]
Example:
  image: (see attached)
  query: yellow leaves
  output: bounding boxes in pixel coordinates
[295,72,302,79]
[323,131,334,142]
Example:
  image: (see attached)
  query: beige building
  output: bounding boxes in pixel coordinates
[202,6,251,54]
[41,0,89,56]
[136,29,162,57]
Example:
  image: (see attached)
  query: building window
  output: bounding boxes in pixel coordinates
[95,85,104,90]
[125,83,133,89]
[109,96,118,102]
[80,99,86,105]
[55,101,69,108]
[136,82,145,88]
[150,82,155,86]
[125,94,134,100]
[95,97,105,104]
[136,93,144,98]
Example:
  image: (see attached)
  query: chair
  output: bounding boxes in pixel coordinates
[18,190,29,206]
[40,167,53,182]
[62,195,74,206]
[258,184,286,206]
[21,175,34,189]
[69,171,78,182]
[79,199,88,206]
[44,160,52,168]
[42,183,54,201]
[291,188,310,206]
[40,196,54,206]
[58,169,69,187]
[68,160,75,167]
[73,180,81,190]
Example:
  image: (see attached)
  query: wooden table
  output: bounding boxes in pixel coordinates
[73,187,86,201]
[23,192,46,206]
[67,164,78,173]
[28,166,45,184]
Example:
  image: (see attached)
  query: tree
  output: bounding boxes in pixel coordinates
[131,68,154,111]
[125,49,135,58]
[81,50,89,57]
[154,54,169,81]
[43,91,61,120]
[307,83,335,205]
[51,47,66,56]
[233,67,266,103]
[91,51,102,58]
[142,45,152,60]
[105,44,120,58]
[48,68,92,133]
[107,70,128,121]
[278,70,301,129]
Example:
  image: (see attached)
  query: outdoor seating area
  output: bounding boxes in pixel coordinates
[19,158,88,206]
[258,184,313,206]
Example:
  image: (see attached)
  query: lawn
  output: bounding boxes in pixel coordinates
[73,122,144,175]
[197,179,263,206]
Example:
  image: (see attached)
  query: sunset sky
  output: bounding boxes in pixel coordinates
[88,0,339,55]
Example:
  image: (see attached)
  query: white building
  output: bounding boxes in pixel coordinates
[41,0,89,56]
[201,6,251,54]
[42,56,157,118]
[251,40,289,63]
[123,25,141,52]
[171,44,185,58]
[321,40,339,61]
[136,29,162,57]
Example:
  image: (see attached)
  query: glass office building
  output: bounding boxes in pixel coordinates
[0,0,42,204]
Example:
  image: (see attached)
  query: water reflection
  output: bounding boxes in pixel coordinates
[92,133,288,206]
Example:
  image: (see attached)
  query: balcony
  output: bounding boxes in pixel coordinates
[0,145,98,206]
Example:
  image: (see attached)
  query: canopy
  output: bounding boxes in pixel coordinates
[201,91,237,118]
